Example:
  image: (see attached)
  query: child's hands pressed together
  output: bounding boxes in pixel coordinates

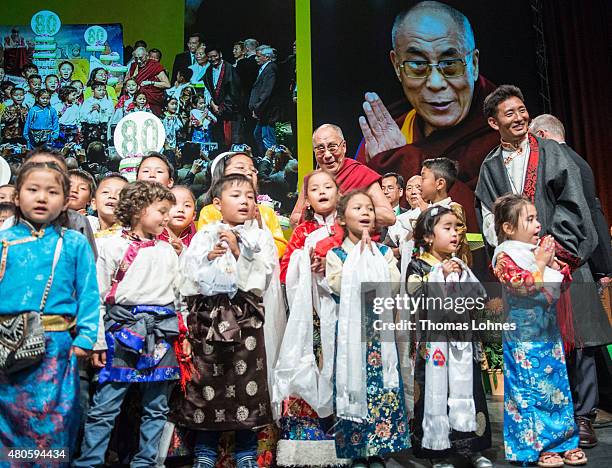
[207,242,227,260]
[360,228,373,253]
[441,258,462,278]
[534,235,555,271]
[219,229,240,259]
[309,247,326,274]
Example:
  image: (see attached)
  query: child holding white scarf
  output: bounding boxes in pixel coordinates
[492,194,586,467]
[325,190,410,468]
[407,206,492,468]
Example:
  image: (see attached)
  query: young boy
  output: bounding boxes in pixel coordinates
[0,184,16,203]
[175,174,276,468]
[75,180,179,468]
[88,172,128,236]
[22,74,43,108]
[166,68,193,101]
[45,74,61,106]
[80,82,113,148]
[0,201,15,228]
[23,90,59,148]
[68,168,96,214]
[1,87,28,143]
[420,157,472,265]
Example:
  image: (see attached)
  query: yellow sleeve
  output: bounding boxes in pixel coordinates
[260,205,287,258]
[107,86,118,106]
[196,204,222,230]
[450,202,472,267]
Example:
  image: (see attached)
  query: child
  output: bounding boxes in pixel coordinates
[126,90,152,113]
[0,160,99,456]
[70,79,85,104]
[75,180,180,467]
[23,90,60,148]
[279,169,338,283]
[158,185,197,254]
[1,87,28,143]
[166,68,193,100]
[58,61,75,88]
[421,158,471,266]
[491,194,586,467]
[88,172,128,235]
[116,78,138,111]
[137,151,175,187]
[322,190,409,467]
[80,82,113,148]
[175,174,277,468]
[162,96,185,151]
[22,74,42,108]
[0,201,15,227]
[274,169,344,467]
[406,206,492,468]
[54,85,81,145]
[68,168,96,214]
[190,94,217,144]
[45,74,61,106]
[1,81,14,104]
[0,184,16,202]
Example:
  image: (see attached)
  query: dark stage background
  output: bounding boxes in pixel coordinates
[187,0,296,66]
[311,0,611,217]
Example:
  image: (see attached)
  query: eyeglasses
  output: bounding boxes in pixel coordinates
[314,140,344,156]
[399,50,475,79]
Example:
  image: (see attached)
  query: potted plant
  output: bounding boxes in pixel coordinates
[478,298,504,397]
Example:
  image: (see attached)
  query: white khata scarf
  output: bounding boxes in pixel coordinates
[421,257,479,450]
[335,241,399,422]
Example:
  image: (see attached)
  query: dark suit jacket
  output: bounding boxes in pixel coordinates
[561,143,612,277]
[171,51,194,84]
[203,61,242,121]
[236,55,259,98]
[248,61,281,125]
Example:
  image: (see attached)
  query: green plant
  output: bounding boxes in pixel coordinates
[484,342,503,371]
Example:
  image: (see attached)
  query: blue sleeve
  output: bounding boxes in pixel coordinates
[23,108,32,140]
[51,108,59,139]
[71,236,101,350]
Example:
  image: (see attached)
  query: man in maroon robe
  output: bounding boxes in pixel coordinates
[290,123,395,227]
[355,2,499,232]
[126,47,171,116]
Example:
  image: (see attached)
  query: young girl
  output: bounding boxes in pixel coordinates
[80,83,113,148]
[162,96,185,151]
[406,206,492,468]
[54,85,81,145]
[0,161,99,456]
[274,169,345,466]
[109,78,138,136]
[126,90,152,114]
[158,185,197,254]
[175,174,277,468]
[70,79,85,104]
[75,180,180,467]
[492,194,586,467]
[45,74,61,107]
[324,190,410,468]
[190,94,217,144]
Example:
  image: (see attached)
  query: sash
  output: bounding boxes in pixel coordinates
[523,134,540,201]
[105,231,157,304]
[421,258,478,450]
[213,62,225,101]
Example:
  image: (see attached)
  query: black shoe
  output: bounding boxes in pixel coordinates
[576,416,598,448]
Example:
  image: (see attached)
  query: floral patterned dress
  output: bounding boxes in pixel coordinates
[494,253,579,463]
[328,244,410,459]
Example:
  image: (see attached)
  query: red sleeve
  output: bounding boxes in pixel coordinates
[280,222,313,284]
[493,252,541,297]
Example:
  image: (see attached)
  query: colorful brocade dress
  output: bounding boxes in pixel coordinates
[494,251,579,463]
[326,240,410,459]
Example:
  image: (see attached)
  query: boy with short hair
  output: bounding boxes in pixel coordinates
[68,168,97,214]
[23,74,43,108]
[0,201,15,228]
[1,87,28,143]
[421,157,471,265]
[0,184,16,202]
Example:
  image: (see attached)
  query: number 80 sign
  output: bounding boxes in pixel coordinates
[114,112,166,157]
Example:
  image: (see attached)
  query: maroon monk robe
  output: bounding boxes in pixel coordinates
[355,75,499,232]
[335,157,381,194]
[127,59,167,116]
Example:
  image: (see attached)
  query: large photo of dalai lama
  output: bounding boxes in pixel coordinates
[311,0,542,231]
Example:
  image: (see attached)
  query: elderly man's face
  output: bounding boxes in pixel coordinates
[255,51,269,66]
[390,12,479,136]
[313,127,346,175]
[134,50,147,66]
[187,36,200,53]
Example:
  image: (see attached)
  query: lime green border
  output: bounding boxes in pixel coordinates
[296,0,313,188]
